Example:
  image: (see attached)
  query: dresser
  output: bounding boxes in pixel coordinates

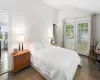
[12,49,31,72]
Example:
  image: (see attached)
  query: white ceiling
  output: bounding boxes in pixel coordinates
[43,0,100,13]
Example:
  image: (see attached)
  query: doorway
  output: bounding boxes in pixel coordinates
[53,24,57,44]
[65,23,75,49]
[0,12,8,75]
[64,20,90,56]
[76,22,90,55]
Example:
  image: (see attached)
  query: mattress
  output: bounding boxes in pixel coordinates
[31,46,81,80]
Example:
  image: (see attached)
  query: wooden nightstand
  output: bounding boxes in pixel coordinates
[12,49,31,72]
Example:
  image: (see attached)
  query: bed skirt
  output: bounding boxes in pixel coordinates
[31,63,52,80]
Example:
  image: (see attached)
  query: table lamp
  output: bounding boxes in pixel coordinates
[18,34,24,51]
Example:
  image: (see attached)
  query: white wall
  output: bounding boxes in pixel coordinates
[58,5,92,20]
[57,5,92,46]
[94,14,100,42]
[0,0,58,71]
[0,13,8,26]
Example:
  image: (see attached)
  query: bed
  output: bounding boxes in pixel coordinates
[29,42,82,80]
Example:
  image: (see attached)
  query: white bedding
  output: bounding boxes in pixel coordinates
[31,46,81,80]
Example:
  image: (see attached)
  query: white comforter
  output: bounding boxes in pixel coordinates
[31,46,81,80]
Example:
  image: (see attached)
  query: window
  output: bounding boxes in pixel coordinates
[0,32,2,39]
[78,23,88,42]
[66,24,74,38]
[5,32,8,40]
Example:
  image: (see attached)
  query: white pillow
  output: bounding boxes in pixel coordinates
[41,40,51,47]
[28,42,43,53]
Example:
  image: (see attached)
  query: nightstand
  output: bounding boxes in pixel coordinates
[12,49,31,72]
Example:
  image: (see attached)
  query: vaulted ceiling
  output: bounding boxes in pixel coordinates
[43,0,100,13]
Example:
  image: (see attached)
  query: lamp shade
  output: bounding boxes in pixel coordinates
[17,34,24,43]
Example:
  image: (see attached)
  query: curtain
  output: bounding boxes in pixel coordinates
[89,14,95,57]
[90,14,95,46]
[62,20,66,48]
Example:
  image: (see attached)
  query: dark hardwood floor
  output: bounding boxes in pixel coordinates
[0,56,100,80]
[74,56,100,80]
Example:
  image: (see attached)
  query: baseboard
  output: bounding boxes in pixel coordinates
[78,53,89,57]
[0,71,9,76]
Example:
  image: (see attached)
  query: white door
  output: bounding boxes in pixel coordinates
[75,21,90,55]
[64,21,90,55]
[64,23,75,50]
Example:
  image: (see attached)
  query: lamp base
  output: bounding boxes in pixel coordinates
[19,43,20,51]
[22,43,23,50]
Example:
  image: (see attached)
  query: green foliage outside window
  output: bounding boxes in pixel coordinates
[0,33,2,39]
[5,32,8,40]
[79,23,88,33]
[66,24,74,38]
[66,23,88,39]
